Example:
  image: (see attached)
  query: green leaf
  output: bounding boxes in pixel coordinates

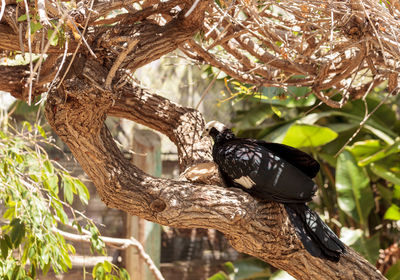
[377,183,393,204]
[67,243,76,254]
[10,218,25,248]
[119,268,130,280]
[370,163,400,186]
[342,97,397,135]
[232,258,271,280]
[3,207,15,220]
[36,125,47,139]
[223,261,235,275]
[4,234,13,248]
[93,263,105,280]
[62,254,72,270]
[11,265,21,280]
[358,139,400,166]
[103,261,112,273]
[326,123,359,133]
[384,204,400,220]
[262,121,293,143]
[385,260,400,280]
[28,246,35,258]
[45,174,59,194]
[43,160,54,174]
[394,185,400,200]
[47,29,59,47]
[1,238,9,258]
[52,200,69,224]
[254,86,315,107]
[30,22,43,34]
[30,264,37,279]
[42,261,51,275]
[298,110,396,143]
[63,177,75,204]
[347,140,383,162]
[22,121,32,132]
[17,14,28,21]
[233,105,272,130]
[336,151,373,225]
[281,124,338,148]
[74,178,90,205]
[207,271,230,280]
[271,106,282,118]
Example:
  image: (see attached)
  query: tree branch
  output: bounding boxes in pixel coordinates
[41,59,385,279]
[52,226,165,280]
[0,24,76,53]
[0,56,60,101]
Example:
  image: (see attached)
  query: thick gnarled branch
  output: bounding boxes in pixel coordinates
[42,58,384,279]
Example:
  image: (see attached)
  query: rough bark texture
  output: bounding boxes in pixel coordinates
[0,0,390,279]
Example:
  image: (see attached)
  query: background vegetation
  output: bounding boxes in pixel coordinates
[208,79,400,279]
[0,117,130,280]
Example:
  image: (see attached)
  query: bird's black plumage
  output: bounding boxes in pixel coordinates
[204,121,346,261]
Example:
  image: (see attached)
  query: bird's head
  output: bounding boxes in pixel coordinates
[203,120,233,142]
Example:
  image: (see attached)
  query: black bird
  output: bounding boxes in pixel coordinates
[204,120,346,261]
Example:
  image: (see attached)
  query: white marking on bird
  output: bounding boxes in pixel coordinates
[204,120,227,133]
[273,166,284,187]
[234,176,256,189]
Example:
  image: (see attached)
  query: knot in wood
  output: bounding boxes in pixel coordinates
[69,9,85,25]
[150,199,166,213]
[180,162,221,184]
[230,209,245,223]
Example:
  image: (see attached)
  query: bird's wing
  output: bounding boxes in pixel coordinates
[254,140,320,178]
[215,140,317,202]
[214,141,264,189]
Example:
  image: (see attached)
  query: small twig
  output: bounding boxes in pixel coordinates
[360,1,387,65]
[32,15,65,85]
[18,23,25,54]
[53,224,165,280]
[184,0,201,18]
[0,0,5,22]
[334,90,393,157]
[66,14,97,58]
[195,70,220,110]
[205,1,236,38]
[43,39,68,99]
[23,0,34,105]
[35,31,45,84]
[57,0,95,88]
[105,38,139,89]
[37,0,51,27]
[338,57,365,107]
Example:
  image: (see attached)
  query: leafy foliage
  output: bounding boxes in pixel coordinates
[0,122,129,279]
[213,81,400,278]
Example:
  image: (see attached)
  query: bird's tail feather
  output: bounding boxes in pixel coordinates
[284,203,346,262]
